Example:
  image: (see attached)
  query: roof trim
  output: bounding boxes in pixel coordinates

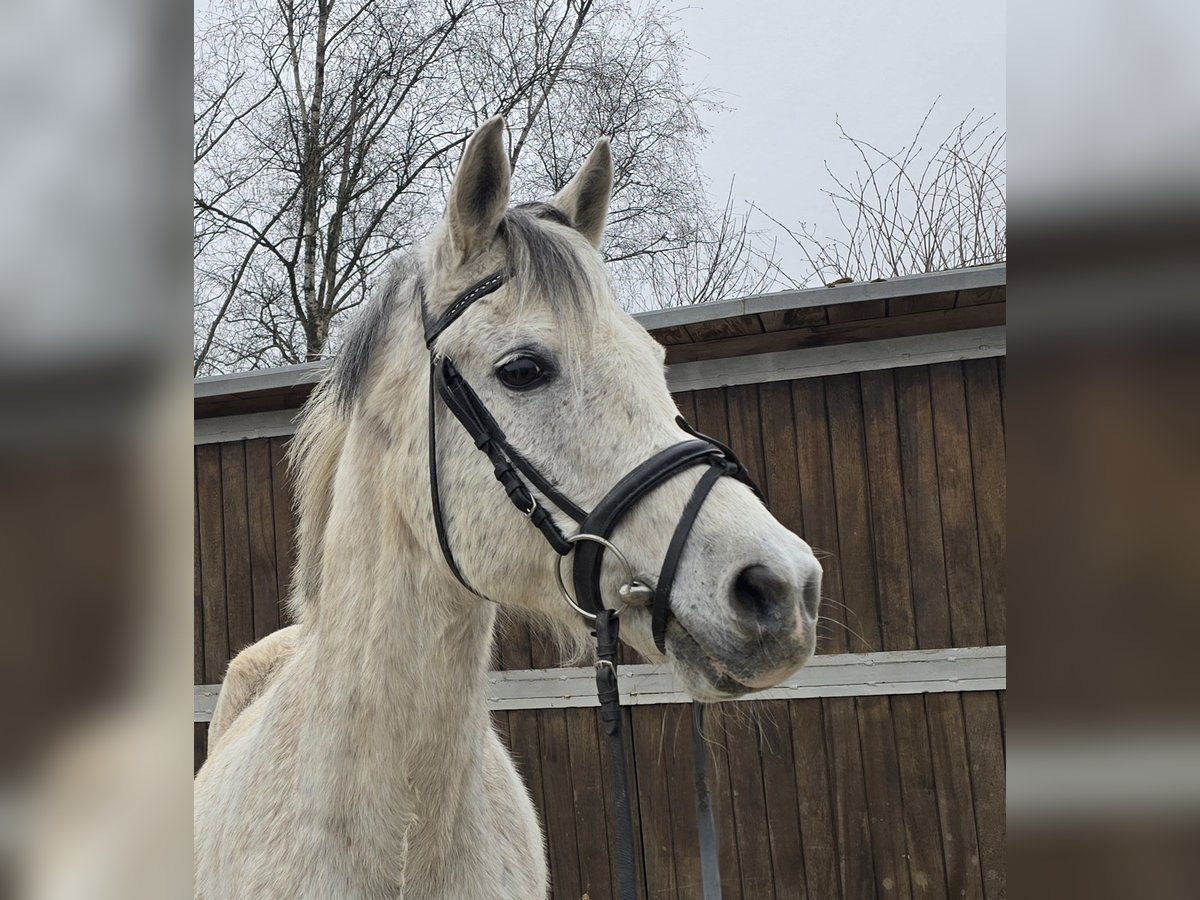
[194,264,1006,400]
[633,263,1006,332]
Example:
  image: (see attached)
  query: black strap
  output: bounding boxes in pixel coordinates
[427,355,490,599]
[652,464,725,653]
[596,610,638,900]
[437,359,587,523]
[571,440,726,616]
[423,271,507,347]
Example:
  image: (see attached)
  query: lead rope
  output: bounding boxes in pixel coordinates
[595,609,639,900]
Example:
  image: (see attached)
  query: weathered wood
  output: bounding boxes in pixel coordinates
[196,444,229,682]
[658,704,702,896]
[725,383,767,490]
[925,694,985,899]
[245,439,280,640]
[859,369,918,651]
[789,698,841,900]
[703,713,745,900]
[220,442,255,657]
[895,368,953,649]
[665,302,1004,366]
[683,312,764,344]
[929,363,988,648]
[791,378,848,655]
[963,359,1007,645]
[564,706,614,900]
[723,710,778,899]
[757,304,828,333]
[826,373,883,654]
[961,691,1006,900]
[857,695,913,900]
[755,700,808,900]
[889,290,960,316]
[268,437,295,623]
[757,381,803,535]
[824,696,876,900]
[537,709,584,900]
[630,705,679,898]
[890,693,949,899]
[826,297,889,324]
[194,480,205,684]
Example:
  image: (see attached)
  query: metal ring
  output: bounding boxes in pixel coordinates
[553,533,645,620]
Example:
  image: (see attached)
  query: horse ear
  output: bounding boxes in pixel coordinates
[552,138,613,249]
[446,116,511,263]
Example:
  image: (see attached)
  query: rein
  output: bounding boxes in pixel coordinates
[422,272,762,900]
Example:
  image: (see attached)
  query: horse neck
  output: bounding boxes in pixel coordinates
[296,411,498,870]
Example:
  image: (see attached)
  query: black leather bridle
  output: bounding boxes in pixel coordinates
[423,271,763,900]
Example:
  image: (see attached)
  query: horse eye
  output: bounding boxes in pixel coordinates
[496,355,551,391]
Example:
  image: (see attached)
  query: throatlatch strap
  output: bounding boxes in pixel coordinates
[652,464,725,653]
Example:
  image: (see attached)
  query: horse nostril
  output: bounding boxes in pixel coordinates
[730,564,790,622]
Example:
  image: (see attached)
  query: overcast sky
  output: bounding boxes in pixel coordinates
[674,0,1006,282]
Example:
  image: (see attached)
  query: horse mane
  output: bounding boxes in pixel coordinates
[284,203,606,622]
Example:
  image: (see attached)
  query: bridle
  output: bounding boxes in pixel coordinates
[422,271,763,900]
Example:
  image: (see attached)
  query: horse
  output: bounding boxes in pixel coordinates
[194,116,823,899]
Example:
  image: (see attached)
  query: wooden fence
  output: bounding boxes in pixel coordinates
[194,265,1006,899]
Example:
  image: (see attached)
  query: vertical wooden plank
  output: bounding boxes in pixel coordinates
[194,465,204,684]
[824,696,876,900]
[963,359,1007,645]
[658,704,701,897]
[962,692,1006,900]
[691,387,732,446]
[700,713,745,900]
[195,722,208,774]
[756,700,807,900]
[857,696,913,900]
[506,709,548,843]
[894,368,953,649]
[269,437,296,623]
[565,706,614,900]
[538,709,583,900]
[789,698,840,900]
[630,705,679,898]
[722,707,778,899]
[196,443,228,682]
[221,442,255,657]
[890,694,948,900]
[758,381,804,536]
[725,383,767,489]
[791,378,849,655]
[826,373,883,655]
[245,438,280,640]
[925,694,985,899]
[929,363,988,648]
[859,370,918,651]
[673,390,698,424]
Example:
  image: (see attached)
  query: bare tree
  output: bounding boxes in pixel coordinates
[194,0,778,374]
[761,104,1006,287]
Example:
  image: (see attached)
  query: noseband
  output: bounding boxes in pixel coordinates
[422,271,762,900]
